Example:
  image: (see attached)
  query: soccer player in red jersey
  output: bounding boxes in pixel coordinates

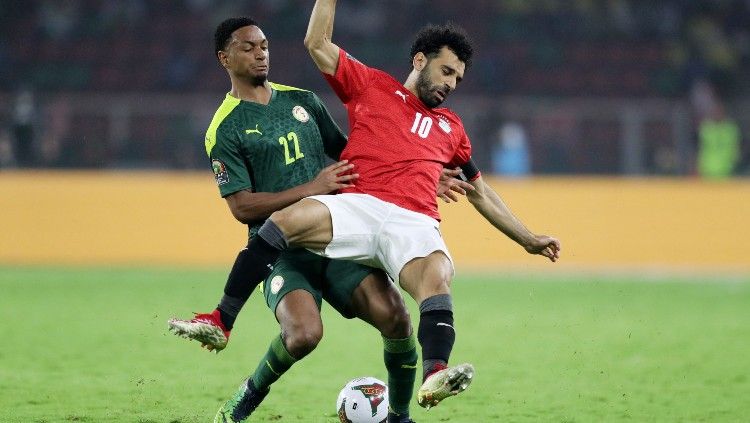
[296,1,560,408]
[189,0,561,414]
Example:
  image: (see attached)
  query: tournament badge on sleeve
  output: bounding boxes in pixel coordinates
[212,159,229,185]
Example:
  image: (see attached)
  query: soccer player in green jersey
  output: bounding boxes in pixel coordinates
[167,17,454,423]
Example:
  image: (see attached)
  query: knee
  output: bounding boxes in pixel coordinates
[282,325,323,359]
[391,308,413,338]
[399,254,453,302]
[413,278,451,305]
[268,207,294,234]
[430,261,453,289]
[429,275,452,292]
[269,200,325,245]
[380,305,412,339]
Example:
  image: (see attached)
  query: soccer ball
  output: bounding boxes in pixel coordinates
[336,377,389,423]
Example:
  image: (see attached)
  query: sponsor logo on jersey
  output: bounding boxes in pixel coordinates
[395,90,408,102]
[270,275,285,294]
[212,159,229,185]
[292,106,309,123]
[438,116,451,133]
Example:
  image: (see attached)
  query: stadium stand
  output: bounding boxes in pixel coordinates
[0,0,748,173]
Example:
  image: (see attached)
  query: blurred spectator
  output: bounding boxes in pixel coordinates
[0,126,13,168]
[529,109,576,174]
[491,123,530,177]
[37,0,81,40]
[12,87,37,167]
[689,79,718,122]
[164,46,199,89]
[93,0,146,33]
[0,41,10,87]
[38,97,71,166]
[697,104,741,179]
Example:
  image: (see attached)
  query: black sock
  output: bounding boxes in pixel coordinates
[217,220,287,329]
[417,294,455,380]
[216,248,254,330]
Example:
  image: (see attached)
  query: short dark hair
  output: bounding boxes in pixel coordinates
[409,23,473,68]
[214,17,259,55]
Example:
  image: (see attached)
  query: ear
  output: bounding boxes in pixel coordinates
[217,50,230,68]
[412,52,426,71]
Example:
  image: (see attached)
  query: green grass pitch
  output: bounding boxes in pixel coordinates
[1,267,749,422]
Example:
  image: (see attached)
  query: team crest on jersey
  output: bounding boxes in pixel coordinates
[212,159,229,185]
[438,116,452,134]
[292,106,309,123]
[270,275,285,294]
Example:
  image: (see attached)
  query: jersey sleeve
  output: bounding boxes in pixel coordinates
[308,92,348,160]
[323,48,375,104]
[447,123,482,181]
[208,124,253,197]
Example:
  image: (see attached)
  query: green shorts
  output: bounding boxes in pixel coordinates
[261,248,376,319]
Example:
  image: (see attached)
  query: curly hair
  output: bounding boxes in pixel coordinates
[214,17,259,55]
[409,23,473,68]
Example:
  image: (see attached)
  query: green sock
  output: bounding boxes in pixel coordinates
[250,334,297,391]
[383,334,418,415]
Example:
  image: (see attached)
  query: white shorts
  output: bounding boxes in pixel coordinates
[306,193,454,282]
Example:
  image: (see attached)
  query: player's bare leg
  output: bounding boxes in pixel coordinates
[269,197,334,251]
[275,290,324,359]
[399,252,474,409]
[399,252,453,304]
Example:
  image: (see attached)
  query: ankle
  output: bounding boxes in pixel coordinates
[423,361,447,381]
[387,410,412,423]
[215,308,234,331]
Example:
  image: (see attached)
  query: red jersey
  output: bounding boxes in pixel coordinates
[324,49,478,221]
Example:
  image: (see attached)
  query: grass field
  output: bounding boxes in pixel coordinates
[1,267,748,423]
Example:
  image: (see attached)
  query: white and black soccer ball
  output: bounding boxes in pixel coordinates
[336,377,389,423]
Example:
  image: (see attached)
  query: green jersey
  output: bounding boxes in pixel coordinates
[204,82,347,236]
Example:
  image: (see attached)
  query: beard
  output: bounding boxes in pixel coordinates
[416,67,444,108]
[250,73,268,86]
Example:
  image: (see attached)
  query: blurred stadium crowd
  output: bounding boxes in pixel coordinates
[0,0,748,176]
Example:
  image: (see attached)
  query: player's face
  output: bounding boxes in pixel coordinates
[224,25,269,85]
[415,47,465,108]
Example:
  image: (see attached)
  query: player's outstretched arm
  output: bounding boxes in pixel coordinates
[466,175,561,262]
[304,0,341,75]
[225,160,357,224]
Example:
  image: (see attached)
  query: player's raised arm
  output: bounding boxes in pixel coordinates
[466,174,561,262]
[304,0,341,75]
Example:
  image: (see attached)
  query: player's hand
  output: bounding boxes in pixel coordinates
[437,167,475,203]
[308,160,358,195]
[524,235,561,262]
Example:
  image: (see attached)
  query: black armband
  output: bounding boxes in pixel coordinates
[457,158,481,181]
